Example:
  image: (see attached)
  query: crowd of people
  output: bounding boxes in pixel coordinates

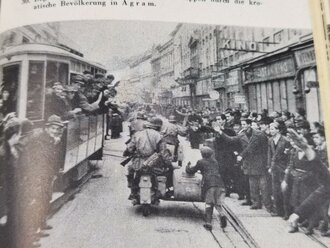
[127,103,330,235]
[0,72,123,248]
[1,71,329,245]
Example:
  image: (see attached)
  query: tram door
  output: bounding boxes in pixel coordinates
[1,64,20,117]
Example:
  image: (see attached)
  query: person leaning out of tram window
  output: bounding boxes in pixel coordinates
[71,79,103,114]
[63,86,82,116]
[45,83,80,120]
[284,128,330,235]
[186,146,227,231]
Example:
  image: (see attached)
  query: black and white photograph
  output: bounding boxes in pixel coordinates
[0,20,329,248]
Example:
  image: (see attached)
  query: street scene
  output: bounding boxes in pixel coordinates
[0,20,329,248]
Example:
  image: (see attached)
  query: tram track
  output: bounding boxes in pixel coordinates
[304,230,330,248]
[192,202,258,248]
[222,203,260,248]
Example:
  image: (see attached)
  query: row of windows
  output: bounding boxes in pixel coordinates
[71,60,106,75]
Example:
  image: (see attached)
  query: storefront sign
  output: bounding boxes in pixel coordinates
[220,39,262,52]
[246,57,295,82]
[294,47,316,68]
[234,94,246,104]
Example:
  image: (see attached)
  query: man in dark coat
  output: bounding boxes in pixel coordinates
[214,118,272,210]
[267,121,291,217]
[25,115,65,241]
[186,147,227,231]
[213,115,237,197]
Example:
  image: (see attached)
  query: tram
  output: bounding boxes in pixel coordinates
[0,43,107,216]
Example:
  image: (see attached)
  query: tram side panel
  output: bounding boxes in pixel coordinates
[55,114,105,192]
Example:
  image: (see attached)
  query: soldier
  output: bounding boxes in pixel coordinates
[124,117,170,204]
[129,112,147,137]
[161,115,187,165]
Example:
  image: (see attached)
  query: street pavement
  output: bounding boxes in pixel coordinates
[40,126,244,248]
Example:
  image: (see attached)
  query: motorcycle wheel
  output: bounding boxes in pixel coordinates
[142,204,151,217]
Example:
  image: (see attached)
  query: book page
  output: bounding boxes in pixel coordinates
[1,1,330,248]
[0,0,311,32]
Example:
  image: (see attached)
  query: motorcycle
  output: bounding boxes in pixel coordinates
[136,164,203,216]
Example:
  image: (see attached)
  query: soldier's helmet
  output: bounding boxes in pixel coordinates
[168,115,176,123]
[136,112,147,120]
[147,117,163,130]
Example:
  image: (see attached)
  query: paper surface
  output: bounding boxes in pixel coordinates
[0,0,311,32]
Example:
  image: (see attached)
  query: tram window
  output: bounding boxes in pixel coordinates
[46,61,69,87]
[1,64,19,117]
[26,61,45,120]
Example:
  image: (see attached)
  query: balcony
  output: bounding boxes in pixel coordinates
[183,67,200,80]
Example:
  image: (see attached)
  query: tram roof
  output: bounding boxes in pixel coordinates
[0,43,106,70]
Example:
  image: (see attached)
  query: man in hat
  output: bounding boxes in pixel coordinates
[71,78,102,113]
[186,147,227,231]
[24,115,65,241]
[64,86,81,113]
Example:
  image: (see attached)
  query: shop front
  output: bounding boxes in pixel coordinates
[172,85,191,106]
[196,78,215,109]
[225,69,246,110]
[293,43,321,122]
[212,73,226,112]
[244,54,297,114]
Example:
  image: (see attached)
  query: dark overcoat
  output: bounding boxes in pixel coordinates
[267,135,291,172]
[216,129,268,176]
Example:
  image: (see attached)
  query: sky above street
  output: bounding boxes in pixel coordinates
[59,20,177,70]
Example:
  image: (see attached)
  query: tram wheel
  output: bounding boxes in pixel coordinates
[142,204,151,217]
